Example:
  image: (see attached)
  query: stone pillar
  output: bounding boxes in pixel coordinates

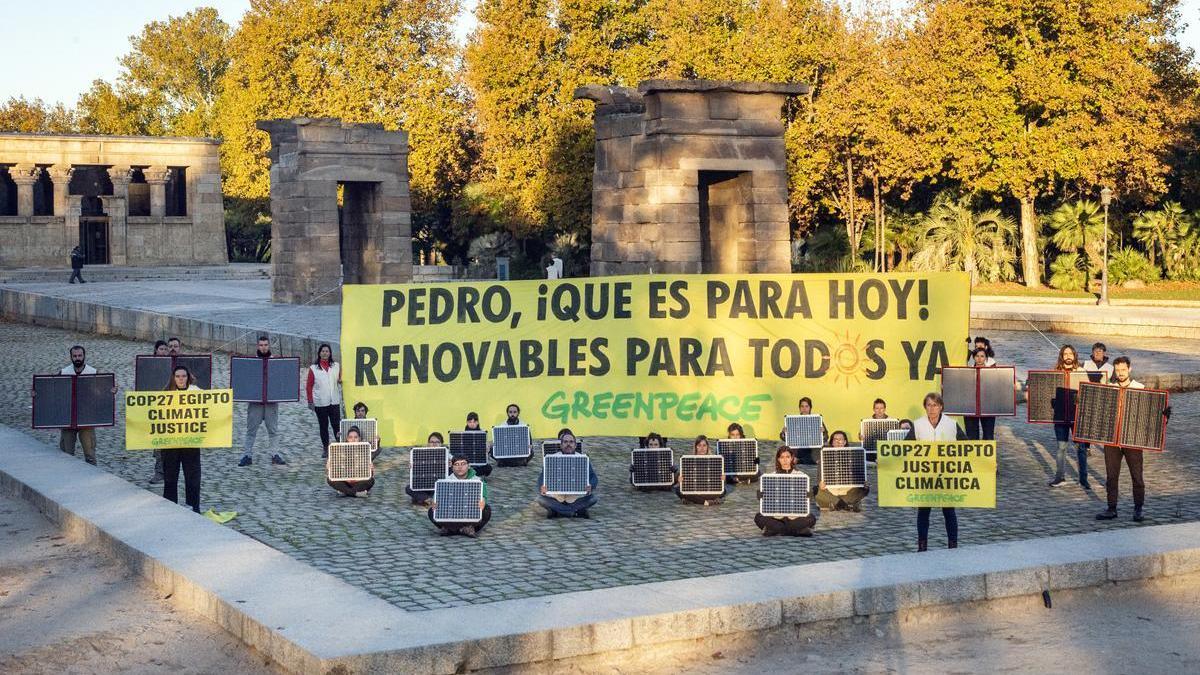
[107,166,132,199]
[144,166,169,217]
[10,164,37,216]
[48,165,72,217]
[106,167,132,265]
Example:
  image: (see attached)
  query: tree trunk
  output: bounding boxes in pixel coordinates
[873,175,882,272]
[846,156,856,252]
[1019,196,1040,287]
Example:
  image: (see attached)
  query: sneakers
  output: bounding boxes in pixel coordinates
[238,455,252,467]
[322,450,328,459]
[270,454,287,465]
[462,526,477,538]
[1096,509,1118,520]
[1080,480,1092,491]
[1048,477,1066,488]
[1133,507,1145,522]
[150,472,164,484]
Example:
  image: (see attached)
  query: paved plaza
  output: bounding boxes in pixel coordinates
[1,319,1197,613]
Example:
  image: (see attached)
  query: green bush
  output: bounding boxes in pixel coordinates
[1049,253,1086,292]
[1107,247,1160,285]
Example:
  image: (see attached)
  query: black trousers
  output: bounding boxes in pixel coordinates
[917,507,958,542]
[754,513,816,536]
[964,417,996,441]
[314,404,341,449]
[162,449,201,512]
[69,268,84,283]
[428,504,492,532]
[1104,445,1145,510]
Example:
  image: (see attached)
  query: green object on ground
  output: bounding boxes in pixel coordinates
[204,509,237,524]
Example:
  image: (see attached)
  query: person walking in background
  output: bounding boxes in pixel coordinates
[306,343,342,459]
[68,245,85,284]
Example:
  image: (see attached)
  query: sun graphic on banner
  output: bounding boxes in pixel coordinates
[830,330,869,388]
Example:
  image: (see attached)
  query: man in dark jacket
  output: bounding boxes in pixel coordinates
[69,246,86,284]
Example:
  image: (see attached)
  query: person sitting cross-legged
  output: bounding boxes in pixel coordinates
[814,430,871,513]
[327,426,380,498]
[537,430,598,519]
[428,455,491,537]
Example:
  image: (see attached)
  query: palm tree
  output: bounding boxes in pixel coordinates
[1049,200,1105,291]
[1133,202,1191,275]
[911,194,1017,284]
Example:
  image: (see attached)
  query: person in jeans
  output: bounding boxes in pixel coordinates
[306,343,342,459]
[913,392,966,551]
[238,335,287,467]
[68,245,86,284]
[161,365,202,512]
[1096,356,1170,523]
[1048,344,1090,490]
[537,430,597,518]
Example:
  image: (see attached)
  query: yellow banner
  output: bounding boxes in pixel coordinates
[341,273,970,445]
[876,440,997,508]
[124,389,234,450]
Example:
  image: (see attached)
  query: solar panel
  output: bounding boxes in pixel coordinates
[265,358,301,402]
[820,447,867,489]
[73,374,116,427]
[433,479,483,522]
[230,356,266,402]
[1026,371,1089,424]
[340,418,378,447]
[327,441,373,482]
[940,367,978,416]
[716,438,759,475]
[491,424,531,459]
[409,446,449,491]
[784,415,824,448]
[174,355,213,390]
[885,428,910,441]
[543,453,591,495]
[679,455,725,495]
[1119,388,1168,451]
[450,431,488,466]
[134,355,173,391]
[859,419,899,462]
[759,473,811,518]
[631,448,674,487]
[31,375,73,428]
[979,367,1017,416]
[1073,383,1120,445]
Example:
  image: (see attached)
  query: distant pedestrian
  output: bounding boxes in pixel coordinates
[69,246,86,284]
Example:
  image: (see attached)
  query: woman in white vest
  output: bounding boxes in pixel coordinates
[913,392,966,552]
[306,343,343,458]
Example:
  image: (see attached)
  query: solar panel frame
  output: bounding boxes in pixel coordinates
[631,448,674,487]
[230,356,266,402]
[679,455,725,495]
[1025,370,1063,424]
[859,418,900,462]
[340,418,378,448]
[543,453,591,495]
[716,438,759,476]
[73,374,117,428]
[450,430,489,466]
[1119,388,1169,452]
[265,357,301,403]
[885,428,911,441]
[940,367,979,416]
[759,473,811,518]
[133,355,174,391]
[1073,383,1120,445]
[491,424,531,459]
[31,375,73,429]
[784,414,824,448]
[979,367,1017,416]
[327,441,373,482]
[820,446,867,489]
[409,446,449,492]
[174,355,213,390]
[432,479,483,522]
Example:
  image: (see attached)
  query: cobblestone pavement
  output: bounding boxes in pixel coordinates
[2,318,1198,613]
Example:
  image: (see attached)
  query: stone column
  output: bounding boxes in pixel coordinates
[107,166,132,199]
[10,164,37,216]
[48,165,72,217]
[144,166,169,217]
[106,167,132,265]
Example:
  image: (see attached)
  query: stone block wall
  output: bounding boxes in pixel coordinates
[576,80,807,276]
[256,118,412,305]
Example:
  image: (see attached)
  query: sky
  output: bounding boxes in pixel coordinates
[1,0,1196,106]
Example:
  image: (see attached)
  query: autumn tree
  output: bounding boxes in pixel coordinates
[0,97,76,133]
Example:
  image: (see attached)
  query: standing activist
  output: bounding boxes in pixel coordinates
[1048,345,1090,490]
[238,335,287,467]
[306,343,342,459]
[963,348,998,441]
[913,392,966,551]
[162,365,203,512]
[56,345,99,465]
[1096,357,1170,523]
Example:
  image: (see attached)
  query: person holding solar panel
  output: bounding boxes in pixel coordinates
[429,454,491,536]
[630,432,674,491]
[813,430,870,512]
[755,446,818,537]
[327,425,380,497]
[778,397,827,465]
[1048,345,1091,490]
[963,348,998,442]
[537,430,598,518]
[464,412,493,476]
[723,423,761,485]
[674,435,729,505]
[490,403,532,467]
[1096,356,1170,523]
[406,432,448,506]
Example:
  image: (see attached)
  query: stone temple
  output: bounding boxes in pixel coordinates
[576,79,808,276]
[256,118,413,305]
[0,133,226,268]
